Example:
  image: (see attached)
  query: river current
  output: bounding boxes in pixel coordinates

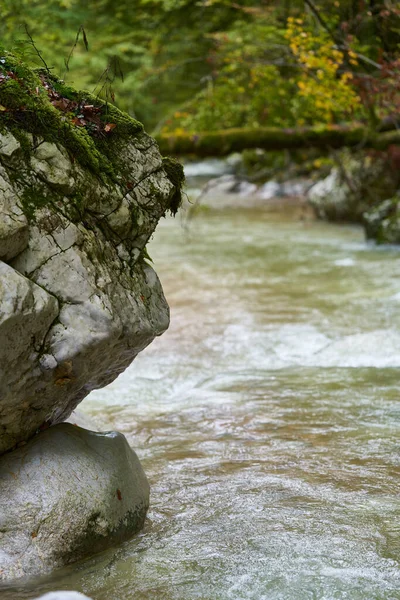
[3,186,400,599]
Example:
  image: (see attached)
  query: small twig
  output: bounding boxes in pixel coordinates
[93,56,124,105]
[304,0,391,75]
[184,177,235,230]
[64,25,89,79]
[24,24,50,72]
[304,0,340,44]
[336,47,386,72]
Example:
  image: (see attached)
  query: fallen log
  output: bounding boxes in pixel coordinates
[155,124,400,157]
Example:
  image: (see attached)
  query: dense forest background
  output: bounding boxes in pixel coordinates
[1,0,399,137]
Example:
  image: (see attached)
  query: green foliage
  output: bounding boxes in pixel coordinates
[166,16,296,131]
[285,17,362,124]
[0,0,399,136]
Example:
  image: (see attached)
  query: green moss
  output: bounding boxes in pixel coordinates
[155,125,386,157]
[162,157,185,215]
[19,185,52,221]
[0,50,184,223]
[141,246,153,264]
[0,50,143,182]
[17,179,86,224]
[45,73,143,139]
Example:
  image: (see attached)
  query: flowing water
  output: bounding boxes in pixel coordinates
[3,192,400,599]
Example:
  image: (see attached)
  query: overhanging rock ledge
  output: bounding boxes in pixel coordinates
[0,51,184,454]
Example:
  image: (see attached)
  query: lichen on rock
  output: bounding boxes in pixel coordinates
[0,51,184,454]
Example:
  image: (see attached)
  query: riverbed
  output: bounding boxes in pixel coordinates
[4,199,400,599]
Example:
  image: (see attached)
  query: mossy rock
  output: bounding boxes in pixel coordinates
[364,196,400,244]
[0,49,184,222]
[308,149,400,223]
[0,49,143,182]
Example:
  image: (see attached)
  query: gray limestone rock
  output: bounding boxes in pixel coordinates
[0,168,29,261]
[0,131,21,157]
[307,150,399,223]
[0,423,150,581]
[0,123,180,454]
[307,167,357,221]
[0,61,183,585]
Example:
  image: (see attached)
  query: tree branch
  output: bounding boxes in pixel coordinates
[304,0,385,72]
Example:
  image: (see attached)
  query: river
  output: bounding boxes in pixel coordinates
[3,183,400,599]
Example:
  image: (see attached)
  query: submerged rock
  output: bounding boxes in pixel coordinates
[364,196,400,244]
[0,423,149,581]
[0,53,184,454]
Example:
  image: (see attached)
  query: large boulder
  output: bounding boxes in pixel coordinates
[0,423,149,581]
[0,52,183,454]
[307,149,399,223]
[364,195,400,244]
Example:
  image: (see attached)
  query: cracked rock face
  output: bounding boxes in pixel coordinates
[0,423,150,580]
[0,127,175,454]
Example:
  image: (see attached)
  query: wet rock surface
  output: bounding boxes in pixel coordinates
[0,423,149,581]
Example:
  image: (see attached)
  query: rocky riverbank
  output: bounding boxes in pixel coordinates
[184,149,400,243]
